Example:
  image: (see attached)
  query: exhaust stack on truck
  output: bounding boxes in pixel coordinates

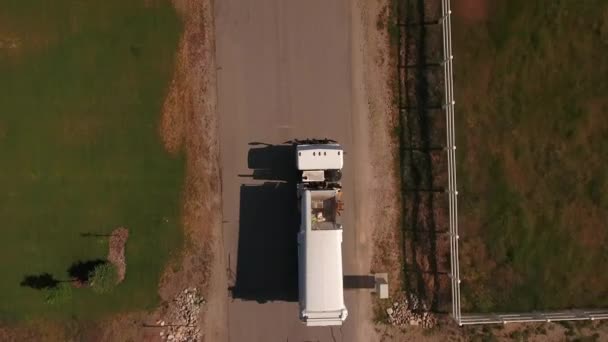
[296,141,348,326]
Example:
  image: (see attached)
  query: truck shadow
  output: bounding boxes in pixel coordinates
[239,144,298,182]
[231,144,299,302]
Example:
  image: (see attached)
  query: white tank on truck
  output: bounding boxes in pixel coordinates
[295,140,348,326]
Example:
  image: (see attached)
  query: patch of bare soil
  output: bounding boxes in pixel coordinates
[107,227,129,283]
[0,35,22,60]
[363,0,403,301]
[350,0,401,340]
[0,25,59,59]
[453,0,488,23]
[0,36,20,50]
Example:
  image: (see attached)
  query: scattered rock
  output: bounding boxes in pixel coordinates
[385,294,438,329]
[158,287,204,342]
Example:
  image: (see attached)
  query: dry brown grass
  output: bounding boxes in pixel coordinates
[454,1,608,311]
[453,0,488,23]
[157,1,228,341]
[159,76,187,155]
[366,0,403,298]
[156,0,221,299]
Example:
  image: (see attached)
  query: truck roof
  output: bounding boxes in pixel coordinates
[298,190,347,325]
[296,144,343,171]
[300,229,345,314]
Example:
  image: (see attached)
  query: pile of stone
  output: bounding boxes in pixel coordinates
[158,288,205,342]
[108,227,129,283]
[385,295,437,329]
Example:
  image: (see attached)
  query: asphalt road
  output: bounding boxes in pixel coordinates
[215,1,368,340]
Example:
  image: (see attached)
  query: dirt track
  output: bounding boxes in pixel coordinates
[212,0,397,340]
[214,0,356,339]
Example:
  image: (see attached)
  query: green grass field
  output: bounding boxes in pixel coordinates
[0,1,182,320]
[453,0,608,312]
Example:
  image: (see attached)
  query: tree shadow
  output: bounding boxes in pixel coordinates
[79,232,111,237]
[20,273,60,290]
[67,259,106,283]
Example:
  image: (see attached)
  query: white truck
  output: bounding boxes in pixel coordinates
[295,141,348,326]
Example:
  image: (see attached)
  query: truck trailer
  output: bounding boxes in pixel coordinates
[296,142,348,326]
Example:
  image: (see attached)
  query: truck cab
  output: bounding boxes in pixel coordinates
[296,143,348,326]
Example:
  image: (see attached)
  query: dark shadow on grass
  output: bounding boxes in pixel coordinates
[21,259,106,290]
[80,232,111,237]
[68,259,106,283]
[20,273,60,290]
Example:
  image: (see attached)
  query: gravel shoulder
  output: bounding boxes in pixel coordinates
[350,0,403,339]
[357,0,403,295]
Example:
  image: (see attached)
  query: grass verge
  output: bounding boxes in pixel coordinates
[454,0,608,312]
[0,0,182,320]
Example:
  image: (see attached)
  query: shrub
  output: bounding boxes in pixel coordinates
[45,283,72,305]
[89,263,118,294]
